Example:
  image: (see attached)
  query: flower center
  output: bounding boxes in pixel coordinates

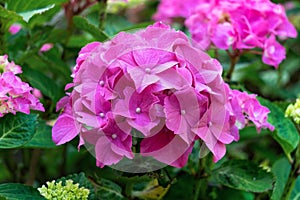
[268,46,275,55]
[99,80,105,86]
[145,68,151,74]
[135,107,141,114]
[181,109,186,115]
[111,134,117,139]
[99,112,105,118]
[208,121,212,127]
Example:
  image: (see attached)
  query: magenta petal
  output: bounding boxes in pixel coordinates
[156,68,189,91]
[262,35,286,68]
[52,115,79,145]
[212,142,226,162]
[132,49,160,66]
[95,136,124,166]
[127,67,160,93]
[140,128,191,167]
[56,96,70,112]
[111,136,134,159]
[170,143,194,168]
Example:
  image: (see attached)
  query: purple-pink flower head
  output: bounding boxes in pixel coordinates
[8,24,22,35]
[52,22,273,171]
[155,0,297,68]
[40,43,53,52]
[0,55,44,117]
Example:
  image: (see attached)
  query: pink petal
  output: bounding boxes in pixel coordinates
[52,115,79,145]
[40,43,53,52]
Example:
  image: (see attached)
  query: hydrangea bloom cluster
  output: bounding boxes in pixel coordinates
[285,98,300,124]
[0,55,44,117]
[154,0,297,68]
[38,180,90,200]
[52,22,273,168]
[153,0,203,23]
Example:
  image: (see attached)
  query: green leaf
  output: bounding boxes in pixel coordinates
[5,0,67,23]
[104,14,133,36]
[132,179,170,200]
[215,187,255,200]
[290,176,300,200]
[56,172,95,200]
[258,97,299,155]
[0,113,37,149]
[5,0,66,12]
[271,157,291,200]
[23,120,56,148]
[0,183,44,200]
[73,16,109,42]
[212,160,274,193]
[67,35,95,48]
[0,6,22,22]
[164,174,195,200]
[18,5,55,23]
[22,67,61,102]
[95,178,125,200]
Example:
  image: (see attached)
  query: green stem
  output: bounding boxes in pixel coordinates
[225,50,240,81]
[214,49,219,61]
[194,156,209,200]
[282,125,300,199]
[25,149,41,185]
[98,0,108,30]
[0,16,7,55]
[193,179,202,200]
[125,182,133,199]
[60,145,67,176]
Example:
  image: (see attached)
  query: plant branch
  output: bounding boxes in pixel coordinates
[282,125,300,199]
[25,149,41,185]
[98,0,108,30]
[226,49,241,80]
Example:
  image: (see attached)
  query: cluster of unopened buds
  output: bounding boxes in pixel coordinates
[38,180,90,200]
[52,22,274,170]
[285,98,300,124]
[154,0,297,68]
[0,55,44,117]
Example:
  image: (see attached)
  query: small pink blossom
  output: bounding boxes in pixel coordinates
[262,35,286,68]
[155,0,297,68]
[229,89,274,132]
[153,0,203,23]
[0,55,22,74]
[33,89,42,98]
[40,43,53,52]
[0,55,44,117]
[8,24,22,35]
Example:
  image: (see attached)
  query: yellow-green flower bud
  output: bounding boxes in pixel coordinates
[285,98,300,124]
[38,179,90,200]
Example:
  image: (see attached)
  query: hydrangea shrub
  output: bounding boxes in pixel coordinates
[52,22,273,169]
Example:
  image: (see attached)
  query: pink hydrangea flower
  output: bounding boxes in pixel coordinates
[52,22,273,168]
[8,24,22,35]
[155,0,297,68]
[0,55,44,117]
[0,55,22,74]
[229,89,274,132]
[153,0,203,23]
[262,35,286,68]
[40,43,53,52]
